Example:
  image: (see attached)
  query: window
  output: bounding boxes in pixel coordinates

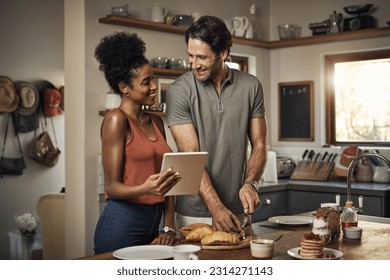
[325,49,390,146]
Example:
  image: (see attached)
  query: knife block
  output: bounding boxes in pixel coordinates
[290,160,335,181]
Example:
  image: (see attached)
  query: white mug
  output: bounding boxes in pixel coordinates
[173,244,201,260]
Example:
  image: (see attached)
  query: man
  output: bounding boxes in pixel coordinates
[166,15,268,233]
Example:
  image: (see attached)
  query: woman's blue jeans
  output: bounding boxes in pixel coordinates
[93,199,163,254]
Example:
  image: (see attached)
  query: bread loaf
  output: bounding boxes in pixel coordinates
[200,231,240,246]
[185,226,215,242]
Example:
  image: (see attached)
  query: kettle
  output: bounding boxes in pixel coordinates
[149,2,167,23]
[232,16,249,37]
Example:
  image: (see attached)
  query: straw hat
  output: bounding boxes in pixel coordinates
[0,76,19,113]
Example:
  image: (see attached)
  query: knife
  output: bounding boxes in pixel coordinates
[312,152,321,168]
[315,151,328,174]
[241,209,251,229]
[302,150,315,171]
[297,149,309,171]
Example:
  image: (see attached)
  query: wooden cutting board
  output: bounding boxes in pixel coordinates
[201,236,258,250]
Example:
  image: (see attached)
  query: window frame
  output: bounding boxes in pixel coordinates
[325,49,390,146]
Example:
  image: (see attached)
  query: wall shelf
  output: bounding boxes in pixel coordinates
[98,15,390,49]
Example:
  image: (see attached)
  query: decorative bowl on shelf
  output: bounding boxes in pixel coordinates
[278,24,301,40]
[150,57,168,68]
[343,4,373,15]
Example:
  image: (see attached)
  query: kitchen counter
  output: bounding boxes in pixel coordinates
[259,179,390,196]
[78,214,390,260]
[256,179,390,218]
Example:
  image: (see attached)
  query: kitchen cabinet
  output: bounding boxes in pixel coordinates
[252,189,288,223]
[257,180,390,219]
[98,15,390,49]
[287,180,390,217]
[288,190,382,216]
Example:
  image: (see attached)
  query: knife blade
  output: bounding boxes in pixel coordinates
[315,151,328,174]
[241,209,250,229]
[301,150,315,171]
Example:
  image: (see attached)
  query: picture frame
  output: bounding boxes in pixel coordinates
[278,81,314,141]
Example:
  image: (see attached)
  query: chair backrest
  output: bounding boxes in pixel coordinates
[36,193,65,259]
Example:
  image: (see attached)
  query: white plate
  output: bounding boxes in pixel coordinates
[268,215,314,225]
[287,247,343,260]
[113,245,173,260]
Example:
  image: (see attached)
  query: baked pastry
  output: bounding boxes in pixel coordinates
[185,226,215,242]
[180,223,213,237]
[200,231,240,246]
[300,232,325,258]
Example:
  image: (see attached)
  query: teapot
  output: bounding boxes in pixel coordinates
[232,16,249,37]
[149,2,167,23]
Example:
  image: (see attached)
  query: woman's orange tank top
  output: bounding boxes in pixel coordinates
[106,109,172,205]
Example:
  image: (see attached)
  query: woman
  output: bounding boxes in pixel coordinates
[93,32,180,253]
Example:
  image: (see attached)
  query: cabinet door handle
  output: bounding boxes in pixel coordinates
[261,199,271,205]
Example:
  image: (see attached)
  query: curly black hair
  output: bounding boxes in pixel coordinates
[95,32,148,94]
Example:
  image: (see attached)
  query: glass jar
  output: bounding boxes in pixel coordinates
[340,201,358,235]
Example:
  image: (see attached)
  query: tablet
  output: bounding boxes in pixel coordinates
[161,152,208,196]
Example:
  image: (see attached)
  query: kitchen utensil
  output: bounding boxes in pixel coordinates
[315,151,328,174]
[296,149,309,171]
[149,2,167,23]
[232,16,250,37]
[277,24,301,40]
[329,10,342,34]
[344,226,362,239]
[311,152,321,167]
[111,4,129,16]
[250,239,275,259]
[173,244,201,260]
[165,15,176,25]
[372,166,390,183]
[271,234,283,244]
[343,4,373,15]
[242,209,250,228]
[302,150,315,170]
[167,58,183,70]
[173,15,193,26]
[151,57,168,68]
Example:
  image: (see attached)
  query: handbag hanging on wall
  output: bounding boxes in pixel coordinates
[0,113,27,178]
[29,115,61,167]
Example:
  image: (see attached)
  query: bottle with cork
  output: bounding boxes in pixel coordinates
[340,200,358,235]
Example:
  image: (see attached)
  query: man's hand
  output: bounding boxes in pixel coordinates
[211,205,242,233]
[239,184,260,214]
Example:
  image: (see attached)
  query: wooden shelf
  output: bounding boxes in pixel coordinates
[98,15,390,49]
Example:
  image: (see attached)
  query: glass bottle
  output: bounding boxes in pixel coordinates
[340,201,358,235]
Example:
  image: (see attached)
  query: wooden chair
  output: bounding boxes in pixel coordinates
[36,193,65,259]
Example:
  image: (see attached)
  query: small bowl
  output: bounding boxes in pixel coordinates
[167,58,183,70]
[250,239,275,259]
[344,226,363,239]
[151,57,168,68]
[278,24,301,40]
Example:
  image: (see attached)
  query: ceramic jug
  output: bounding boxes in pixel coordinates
[232,16,249,37]
[149,2,167,23]
[372,166,390,183]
